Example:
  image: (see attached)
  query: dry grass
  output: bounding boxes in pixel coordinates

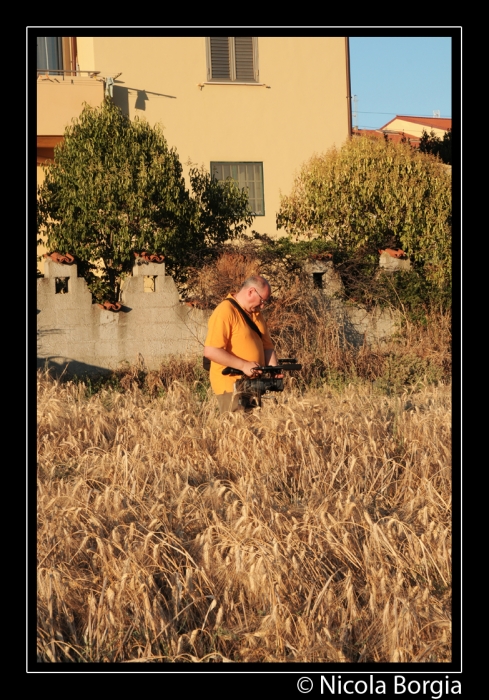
[37,368,452,663]
[184,250,261,309]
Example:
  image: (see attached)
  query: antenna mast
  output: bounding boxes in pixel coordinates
[352,95,358,129]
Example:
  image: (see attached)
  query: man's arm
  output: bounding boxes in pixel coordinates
[264,348,279,366]
[203,346,262,378]
[264,348,284,377]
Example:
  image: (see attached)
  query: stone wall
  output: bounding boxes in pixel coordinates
[37,257,402,377]
[301,255,405,346]
[37,259,209,376]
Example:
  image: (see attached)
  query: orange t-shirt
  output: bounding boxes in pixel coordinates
[205,295,274,395]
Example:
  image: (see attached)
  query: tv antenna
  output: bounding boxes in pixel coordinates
[352,95,358,129]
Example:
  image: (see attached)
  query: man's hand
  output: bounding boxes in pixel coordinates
[204,346,261,377]
[272,370,284,378]
[242,361,262,378]
[204,346,284,379]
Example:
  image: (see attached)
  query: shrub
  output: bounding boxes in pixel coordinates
[276,136,452,298]
[37,100,253,303]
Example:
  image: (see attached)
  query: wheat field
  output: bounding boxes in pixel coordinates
[36,369,452,663]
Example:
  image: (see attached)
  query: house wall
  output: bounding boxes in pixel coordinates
[74,36,351,237]
[37,73,105,274]
[37,37,350,277]
[383,118,447,140]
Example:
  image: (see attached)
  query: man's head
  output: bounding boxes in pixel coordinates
[237,275,271,313]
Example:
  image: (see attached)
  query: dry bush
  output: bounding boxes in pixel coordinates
[264,280,450,390]
[184,250,451,391]
[264,278,358,387]
[37,368,452,663]
[184,250,262,309]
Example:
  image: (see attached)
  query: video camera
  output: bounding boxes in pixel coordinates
[222,359,302,408]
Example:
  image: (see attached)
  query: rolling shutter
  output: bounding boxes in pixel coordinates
[208,37,257,82]
[209,37,231,80]
[235,37,255,82]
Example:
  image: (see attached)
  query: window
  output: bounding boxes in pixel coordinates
[37,37,77,76]
[55,278,69,294]
[211,162,265,216]
[313,273,325,290]
[37,37,64,74]
[206,37,259,83]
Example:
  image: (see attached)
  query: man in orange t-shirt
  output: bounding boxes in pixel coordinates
[204,275,280,412]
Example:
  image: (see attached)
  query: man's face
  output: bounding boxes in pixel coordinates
[248,285,270,313]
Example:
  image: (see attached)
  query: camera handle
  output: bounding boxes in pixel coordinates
[222,363,301,376]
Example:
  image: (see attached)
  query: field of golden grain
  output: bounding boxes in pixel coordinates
[37,366,452,664]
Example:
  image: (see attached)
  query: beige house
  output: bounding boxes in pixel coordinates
[379,115,451,146]
[353,115,452,148]
[37,35,352,267]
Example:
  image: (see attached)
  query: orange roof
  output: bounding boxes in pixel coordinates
[352,128,383,138]
[380,115,451,131]
[384,132,421,146]
[352,128,421,147]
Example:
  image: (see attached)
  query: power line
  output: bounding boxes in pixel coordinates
[357,110,451,117]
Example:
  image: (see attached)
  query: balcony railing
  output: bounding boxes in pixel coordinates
[37,70,106,137]
[37,69,101,81]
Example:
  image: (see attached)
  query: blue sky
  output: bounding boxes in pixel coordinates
[348,36,452,130]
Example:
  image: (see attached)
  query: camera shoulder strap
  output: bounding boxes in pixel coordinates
[226,297,262,339]
[202,297,263,372]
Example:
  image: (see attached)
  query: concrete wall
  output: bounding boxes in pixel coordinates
[305,257,402,347]
[37,258,209,376]
[37,257,402,377]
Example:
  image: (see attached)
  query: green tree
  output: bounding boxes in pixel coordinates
[276,135,452,296]
[419,128,452,165]
[37,99,253,302]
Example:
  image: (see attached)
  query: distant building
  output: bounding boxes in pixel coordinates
[352,115,451,148]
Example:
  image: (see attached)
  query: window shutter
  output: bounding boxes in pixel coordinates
[234,37,254,82]
[209,37,231,80]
